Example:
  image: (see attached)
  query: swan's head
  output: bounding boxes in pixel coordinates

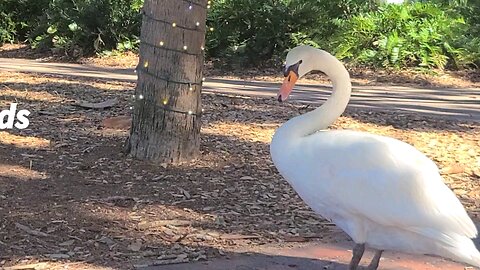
[278,45,316,102]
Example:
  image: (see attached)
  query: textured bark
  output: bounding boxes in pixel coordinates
[126,0,207,163]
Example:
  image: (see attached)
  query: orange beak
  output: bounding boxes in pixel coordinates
[278,71,298,102]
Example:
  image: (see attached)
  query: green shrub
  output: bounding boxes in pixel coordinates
[205,0,378,67]
[0,0,51,43]
[30,0,143,56]
[1,0,479,69]
[206,0,317,66]
[207,0,292,66]
[331,2,478,69]
[300,0,377,41]
[0,11,16,44]
[433,0,480,67]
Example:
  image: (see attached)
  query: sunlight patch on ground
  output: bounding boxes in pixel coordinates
[203,122,276,143]
[72,201,217,234]
[68,201,258,251]
[0,164,47,180]
[0,72,133,93]
[0,88,64,104]
[0,132,50,149]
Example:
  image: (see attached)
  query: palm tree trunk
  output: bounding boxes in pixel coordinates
[126,0,207,163]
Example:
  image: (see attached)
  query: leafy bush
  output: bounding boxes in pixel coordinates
[0,0,142,56]
[330,2,479,69]
[433,0,480,67]
[207,0,292,67]
[301,0,377,39]
[432,0,479,34]
[0,11,16,45]
[205,0,378,67]
[0,0,51,44]
[206,0,316,67]
[30,0,143,56]
[1,0,479,69]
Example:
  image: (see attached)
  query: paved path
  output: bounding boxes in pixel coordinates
[139,242,477,270]
[1,58,479,122]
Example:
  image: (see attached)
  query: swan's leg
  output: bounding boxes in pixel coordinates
[366,250,383,270]
[348,243,365,270]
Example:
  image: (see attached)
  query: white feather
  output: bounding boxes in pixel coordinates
[271,45,480,268]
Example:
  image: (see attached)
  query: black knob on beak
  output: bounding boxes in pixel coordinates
[277,95,283,102]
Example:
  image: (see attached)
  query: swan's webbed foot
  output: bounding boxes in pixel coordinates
[349,243,365,270]
[366,250,383,270]
[348,244,383,270]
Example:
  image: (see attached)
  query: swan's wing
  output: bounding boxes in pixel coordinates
[298,132,477,239]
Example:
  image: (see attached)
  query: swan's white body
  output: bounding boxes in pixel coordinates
[271,46,480,267]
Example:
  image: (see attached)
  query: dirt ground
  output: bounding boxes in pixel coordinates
[0,44,480,269]
[0,69,479,270]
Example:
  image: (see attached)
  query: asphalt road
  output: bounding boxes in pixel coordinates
[1,57,479,122]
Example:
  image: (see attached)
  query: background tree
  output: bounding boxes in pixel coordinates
[125,0,208,163]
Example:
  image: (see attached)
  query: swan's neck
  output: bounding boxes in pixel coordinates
[276,51,351,140]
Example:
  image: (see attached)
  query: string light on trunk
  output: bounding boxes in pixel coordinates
[130,0,212,117]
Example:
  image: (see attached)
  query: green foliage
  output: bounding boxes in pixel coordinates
[205,0,378,67]
[331,2,479,69]
[206,0,315,66]
[30,0,143,56]
[0,0,50,44]
[301,0,378,39]
[206,0,288,66]
[0,11,16,44]
[434,0,480,66]
[0,0,142,56]
[1,0,479,68]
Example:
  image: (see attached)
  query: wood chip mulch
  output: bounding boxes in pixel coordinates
[0,71,478,270]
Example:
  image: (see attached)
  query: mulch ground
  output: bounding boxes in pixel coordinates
[0,47,479,269]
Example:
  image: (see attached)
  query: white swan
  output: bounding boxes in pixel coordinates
[270,45,480,269]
